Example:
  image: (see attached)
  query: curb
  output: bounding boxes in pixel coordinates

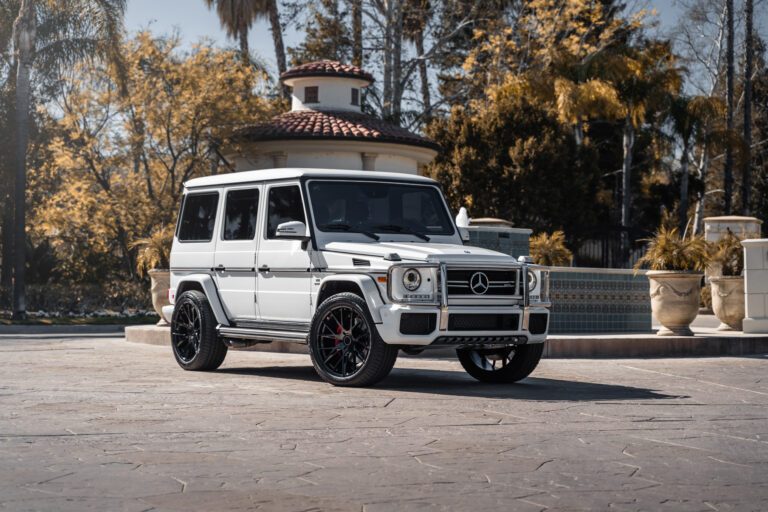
[0,324,129,335]
[124,325,768,359]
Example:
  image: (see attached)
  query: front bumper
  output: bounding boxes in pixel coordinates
[375,303,549,347]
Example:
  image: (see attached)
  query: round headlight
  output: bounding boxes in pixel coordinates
[402,268,422,291]
[527,270,538,292]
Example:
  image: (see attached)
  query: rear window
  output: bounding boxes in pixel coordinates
[177,192,219,242]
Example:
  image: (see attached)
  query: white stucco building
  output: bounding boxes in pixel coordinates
[224,61,439,175]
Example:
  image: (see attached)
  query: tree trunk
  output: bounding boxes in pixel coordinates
[415,29,431,119]
[621,121,634,267]
[352,0,363,67]
[724,0,734,214]
[742,0,753,215]
[391,1,404,120]
[266,0,289,99]
[239,27,249,65]
[680,141,690,235]
[1,195,12,309]
[692,146,710,236]
[382,1,394,118]
[12,58,30,319]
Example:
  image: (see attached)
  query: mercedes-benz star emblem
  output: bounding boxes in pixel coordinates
[469,272,489,295]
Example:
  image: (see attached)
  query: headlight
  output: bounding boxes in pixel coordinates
[527,270,538,292]
[388,265,439,304]
[402,268,421,291]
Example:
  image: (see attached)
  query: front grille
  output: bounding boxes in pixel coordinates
[399,313,437,335]
[448,313,519,331]
[432,335,528,346]
[446,268,518,296]
[528,313,548,335]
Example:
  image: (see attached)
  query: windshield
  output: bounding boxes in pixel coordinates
[307,180,455,238]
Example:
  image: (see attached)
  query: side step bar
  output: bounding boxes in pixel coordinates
[217,325,308,343]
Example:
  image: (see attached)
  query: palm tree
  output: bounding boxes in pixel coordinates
[609,42,680,266]
[204,0,288,98]
[10,0,126,319]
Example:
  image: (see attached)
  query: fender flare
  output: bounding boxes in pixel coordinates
[316,274,385,323]
[173,274,230,326]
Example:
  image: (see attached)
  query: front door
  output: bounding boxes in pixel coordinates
[256,183,312,324]
[213,187,260,321]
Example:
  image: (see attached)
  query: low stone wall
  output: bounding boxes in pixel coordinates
[548,267,652,334]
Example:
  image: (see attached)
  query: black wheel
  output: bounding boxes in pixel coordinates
[457,343,543,383]
[309,293,398,387]
[171,290,227,371]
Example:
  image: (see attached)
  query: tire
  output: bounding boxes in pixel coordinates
[457,343,543,383]
[309,292,398,387]
[171,290,227,371]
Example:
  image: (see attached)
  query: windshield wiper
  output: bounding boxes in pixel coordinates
[320,223,380,241]
[373,224,430,241]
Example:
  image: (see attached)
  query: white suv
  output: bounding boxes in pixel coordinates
[165,168,551,386]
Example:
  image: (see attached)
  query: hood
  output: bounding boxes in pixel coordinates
[322,241,517,265]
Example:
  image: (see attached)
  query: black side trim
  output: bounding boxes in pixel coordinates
[233,319,311,332]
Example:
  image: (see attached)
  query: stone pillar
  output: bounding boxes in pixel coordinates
[704,216,762,243]
[742,239,768,333]
[361,152,377,171]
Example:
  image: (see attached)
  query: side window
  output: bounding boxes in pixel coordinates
[223,188,259,241]
[178,192,219,242]
[267,185,306,239]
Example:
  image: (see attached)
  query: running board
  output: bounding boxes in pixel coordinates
[217,325,308,343]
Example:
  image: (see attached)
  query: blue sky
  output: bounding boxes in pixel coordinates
[125,1,686,78]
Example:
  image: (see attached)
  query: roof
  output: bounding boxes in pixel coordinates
[280,61,374,83]
[185,168,438,189]
[235,110,441,152]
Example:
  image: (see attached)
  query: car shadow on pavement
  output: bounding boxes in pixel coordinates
[217,366,684,401]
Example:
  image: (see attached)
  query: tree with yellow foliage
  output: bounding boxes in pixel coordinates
[31,33,279,282]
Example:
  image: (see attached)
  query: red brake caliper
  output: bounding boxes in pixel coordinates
[335,326,342,350]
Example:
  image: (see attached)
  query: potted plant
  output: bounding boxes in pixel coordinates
[635,226,709,336]
[530,230,573,266]
[132,225,174,326]
[708,230,745,330]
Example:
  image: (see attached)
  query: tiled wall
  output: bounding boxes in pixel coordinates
[465,227,531,258]
[548,269,652,334]
[467,228,653,334]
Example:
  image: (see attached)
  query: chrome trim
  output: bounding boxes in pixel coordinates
[217,326,307,342]
[439,263,449,330]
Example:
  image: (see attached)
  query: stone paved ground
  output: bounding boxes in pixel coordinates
[1,335,767,511]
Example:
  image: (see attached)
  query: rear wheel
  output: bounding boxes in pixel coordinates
[171,290,227,371]
[309,293,398,387]
[457,343,543,383]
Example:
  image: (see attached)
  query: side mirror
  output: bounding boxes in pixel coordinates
[458,227,470,243]
[275,220,310,241]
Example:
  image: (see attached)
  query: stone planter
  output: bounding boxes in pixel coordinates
[710,276,745,331]
[647,270,703,336]
[148,269,170,326]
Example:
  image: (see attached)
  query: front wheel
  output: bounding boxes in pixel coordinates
[457,343,543,383]
[309,293,398,387]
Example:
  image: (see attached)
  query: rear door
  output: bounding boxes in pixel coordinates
[213,186,261,321]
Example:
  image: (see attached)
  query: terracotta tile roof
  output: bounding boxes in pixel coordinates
[236,110,440,151]
[280,61,374,83]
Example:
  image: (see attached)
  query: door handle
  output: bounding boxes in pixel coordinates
[259,265,270,272]
[215,264,225,271]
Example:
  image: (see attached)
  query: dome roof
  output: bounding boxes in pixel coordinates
[280,60,374,84]
[236,110,440,151]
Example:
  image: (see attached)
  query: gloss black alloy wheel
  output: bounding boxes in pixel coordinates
[170,290,227,371]
[309,293,398,387]
[457,343,543,383]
